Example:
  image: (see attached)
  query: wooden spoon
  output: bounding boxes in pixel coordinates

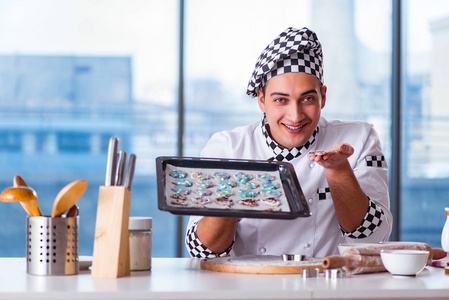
[1,186,37,203]
[51,180,87,218]
[13,175,27,187]
[13,175,42,217]
[66,204,79,217]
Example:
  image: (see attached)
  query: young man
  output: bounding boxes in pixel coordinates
[185,27,392,258]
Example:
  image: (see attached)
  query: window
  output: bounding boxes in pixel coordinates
[401,0,449,246]
[0,0,178,257]
[184,0,392,255]
[0,0,447,258]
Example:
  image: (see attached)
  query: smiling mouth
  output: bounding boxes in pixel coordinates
[284,124,306,130]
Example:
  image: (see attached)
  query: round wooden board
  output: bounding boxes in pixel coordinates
[200,255,323,274]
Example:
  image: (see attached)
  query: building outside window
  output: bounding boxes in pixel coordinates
[400,0,449,246]
[0,0,448,257]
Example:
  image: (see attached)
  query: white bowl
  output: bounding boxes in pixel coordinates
[380,249,429,276]
[337,243,378,254]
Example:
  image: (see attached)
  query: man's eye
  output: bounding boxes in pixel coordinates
[303,96,314,102]
[274,98,286,103]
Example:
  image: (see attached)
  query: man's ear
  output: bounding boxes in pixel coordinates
[320,85,327,109]
[257,89,266,113]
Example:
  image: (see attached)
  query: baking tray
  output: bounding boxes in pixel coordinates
[156,156,310,219]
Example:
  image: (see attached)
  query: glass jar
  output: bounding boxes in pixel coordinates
[441,208,449,252]
[129,217,152,271]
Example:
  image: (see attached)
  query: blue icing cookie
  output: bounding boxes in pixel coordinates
[169,170,187,179]
[261,182,279,190]
[195,180,214,188]
[240,182,259,190]
[235,172,253,183]
[214,172,230,181]
[171,186,190,195]
[196,188,213,197]
[192,172,211,181]
[173,179,192,187]
[216,181,238,189]
[216,188,232,198]
[257,174,274,182]
[239,190,259,198]
[261,189,282,198]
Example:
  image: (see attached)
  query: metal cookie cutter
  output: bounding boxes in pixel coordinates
[282,254,306,262]
[302,268,320,278]
[324,268,348,279]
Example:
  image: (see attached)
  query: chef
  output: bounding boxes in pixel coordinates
[185,27,392,258]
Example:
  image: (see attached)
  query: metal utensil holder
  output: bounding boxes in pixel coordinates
[26,216,79,276]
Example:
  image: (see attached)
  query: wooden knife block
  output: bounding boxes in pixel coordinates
[92,186,131,278]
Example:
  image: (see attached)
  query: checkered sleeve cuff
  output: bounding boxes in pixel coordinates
[185,221,234,258]
[340,198,384,239]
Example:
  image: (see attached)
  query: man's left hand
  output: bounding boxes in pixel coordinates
[307,143,354,169]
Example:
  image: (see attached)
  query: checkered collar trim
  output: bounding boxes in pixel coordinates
[261,115,319,162]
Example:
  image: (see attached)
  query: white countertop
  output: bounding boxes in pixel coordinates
[0,257,448,300]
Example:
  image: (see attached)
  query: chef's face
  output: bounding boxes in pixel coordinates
[258,72,326,149]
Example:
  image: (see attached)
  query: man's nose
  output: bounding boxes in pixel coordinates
[287,103,304,122]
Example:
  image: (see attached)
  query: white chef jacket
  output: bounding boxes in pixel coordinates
[186,117,392,258]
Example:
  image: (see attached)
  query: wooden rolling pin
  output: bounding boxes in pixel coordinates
[322,254,385,274]
[322,242,446,275]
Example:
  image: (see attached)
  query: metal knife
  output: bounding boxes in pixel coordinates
[123,154,136,191]
[105,137,118,186]
[115,150,127,186]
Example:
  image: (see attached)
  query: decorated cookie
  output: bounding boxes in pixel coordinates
[261,190,282,198]
[171,186,190,195]
[192,172,211,181]
[216,180,238,189]
[195,180,214,188]
[170,193,187,201]
[169,170,187,179]
[214,172,230,181]
[240,182,259,190]
[216,188,232,198]
[261,197,281,207]
[307,150,329,157]
[257,174,275,182]
[237,199,259,207]
[172,179,193,187]
[170,199,188,206]
[235,172,253,183]
[190,196,211,205]
[195,188,213,197]
[213,197,233,208]
[261,182,279,190]
[239,190,259,198]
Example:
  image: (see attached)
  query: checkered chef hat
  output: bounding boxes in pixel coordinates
[246,27,323,98]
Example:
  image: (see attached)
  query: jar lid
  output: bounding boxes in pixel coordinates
[129,217,152,230]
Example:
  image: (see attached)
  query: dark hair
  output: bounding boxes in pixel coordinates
[261,78,324,99]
